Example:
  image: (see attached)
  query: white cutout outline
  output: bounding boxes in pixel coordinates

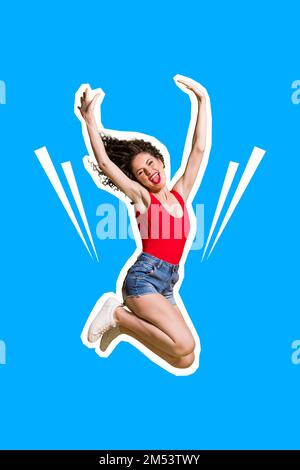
[77,74,212,376]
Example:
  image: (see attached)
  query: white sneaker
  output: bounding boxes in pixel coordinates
[99,324,122,352]
[87,297,121,343]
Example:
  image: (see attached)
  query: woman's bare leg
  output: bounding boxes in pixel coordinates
[114,293,196,359]
[119,323,195,368]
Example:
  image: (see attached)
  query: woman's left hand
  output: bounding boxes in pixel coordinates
[176,78,206,102]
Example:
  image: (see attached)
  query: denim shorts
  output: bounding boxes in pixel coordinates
[122,252,180,306]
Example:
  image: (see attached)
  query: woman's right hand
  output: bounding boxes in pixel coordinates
[77,88,101,123]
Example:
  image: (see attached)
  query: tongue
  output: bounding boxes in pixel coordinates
[152,174,160,184]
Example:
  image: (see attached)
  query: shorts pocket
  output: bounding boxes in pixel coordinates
[129,260,157,278]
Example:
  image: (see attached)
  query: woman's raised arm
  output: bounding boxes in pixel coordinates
[78,88,149,208]
[172,78,207,202]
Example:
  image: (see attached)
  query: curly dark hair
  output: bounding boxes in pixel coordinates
[90,132,165,192]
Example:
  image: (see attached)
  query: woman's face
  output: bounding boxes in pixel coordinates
[131,152,166,191]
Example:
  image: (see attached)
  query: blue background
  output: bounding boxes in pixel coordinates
[0,0,299,450]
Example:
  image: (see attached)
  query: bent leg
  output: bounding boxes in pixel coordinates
[115,293,196,358]
[120,324,195,369]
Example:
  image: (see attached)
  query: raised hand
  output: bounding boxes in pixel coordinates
[175,78,206,103]
[77,87,102,123]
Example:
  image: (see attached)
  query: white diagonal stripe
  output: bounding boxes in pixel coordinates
[208,146,266,258]
[35,146,93,259]
[62,161,99,262]
[202,161,239,261]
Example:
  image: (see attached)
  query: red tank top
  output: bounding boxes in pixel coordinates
[135,189,190,264]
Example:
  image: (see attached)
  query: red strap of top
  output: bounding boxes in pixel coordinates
[170,189,185,209]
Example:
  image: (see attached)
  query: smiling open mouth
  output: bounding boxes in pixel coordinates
[149,172,161,184]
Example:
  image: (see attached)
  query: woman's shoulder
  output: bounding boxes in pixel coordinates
[134,201,149,216]
[127,185,151,213]
[170,188,185,208]
[133,187,152,216]
[171,180,188,204]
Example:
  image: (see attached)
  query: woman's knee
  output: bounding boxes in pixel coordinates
[170,351,195,369]
[171,334,196,358]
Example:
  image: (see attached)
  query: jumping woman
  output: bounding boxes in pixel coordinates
[78,76,209,373]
